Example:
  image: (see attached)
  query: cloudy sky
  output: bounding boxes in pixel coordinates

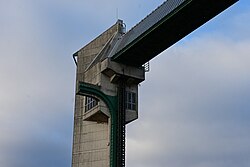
[1,0,250,167]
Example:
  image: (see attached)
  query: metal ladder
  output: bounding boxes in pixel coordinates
[117,79,126,167]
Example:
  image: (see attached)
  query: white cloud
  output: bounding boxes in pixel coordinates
[126,31,250,167]
[0,1,74,166]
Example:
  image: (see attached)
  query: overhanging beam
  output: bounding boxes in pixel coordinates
[111,0,238,67]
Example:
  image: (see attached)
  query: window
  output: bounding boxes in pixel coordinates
[125,91,136,110]
[85,97,98,111]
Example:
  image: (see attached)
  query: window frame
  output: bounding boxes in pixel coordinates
[125,91,136,111]
[85,96,98,111]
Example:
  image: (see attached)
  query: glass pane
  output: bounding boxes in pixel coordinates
[132,93,136,103]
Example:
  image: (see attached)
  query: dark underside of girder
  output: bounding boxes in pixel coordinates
[111,0,238,67]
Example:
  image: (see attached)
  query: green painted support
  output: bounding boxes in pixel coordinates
[76,81,118,167]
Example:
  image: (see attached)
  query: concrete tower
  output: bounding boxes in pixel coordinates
[72,20,145,167]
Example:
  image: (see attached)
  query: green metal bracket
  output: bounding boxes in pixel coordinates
[76,81,118,167]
